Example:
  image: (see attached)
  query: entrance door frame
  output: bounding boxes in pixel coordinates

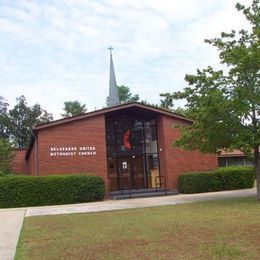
[116,154,146,190]
[106,112,162,192]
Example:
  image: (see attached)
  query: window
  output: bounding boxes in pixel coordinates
[105,112,160,190]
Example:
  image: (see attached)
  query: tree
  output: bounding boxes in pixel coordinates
[160,93,174,110]
[106,85,140,106]
[8,96,53,148]
[169,1,260,199]
[0,96,10,139]
[159,93,192,116]
[0,138,14,174]
[140,100,158,108]
[173,107,192,118]
[118,85,140,104]
[61,101,87,118]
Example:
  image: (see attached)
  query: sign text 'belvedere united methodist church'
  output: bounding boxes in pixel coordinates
[49,146,96,157]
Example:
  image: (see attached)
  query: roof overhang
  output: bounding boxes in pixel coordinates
[34,102,193,131]
[25,102,193,159]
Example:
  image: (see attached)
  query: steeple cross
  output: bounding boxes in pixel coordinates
[108,45,113,55]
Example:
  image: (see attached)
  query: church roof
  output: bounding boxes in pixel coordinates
[25,102,192,159]
[33,102,192,131]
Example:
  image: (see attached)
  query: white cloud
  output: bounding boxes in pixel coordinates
[0,0,253,119]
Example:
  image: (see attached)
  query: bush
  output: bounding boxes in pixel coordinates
[0,174,105,208]
[179,166,255,194]
[0,138,14,174]
[0,171,16,177]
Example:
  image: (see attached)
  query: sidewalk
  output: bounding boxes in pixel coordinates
[0,209,25,260]
[0,188,256,260]
[25,187,256,217]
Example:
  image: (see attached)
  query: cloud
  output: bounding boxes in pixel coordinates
[0,0,253,118]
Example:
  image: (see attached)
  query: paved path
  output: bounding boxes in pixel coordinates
[0,209,25,260]
[25,188,256,217]
[0,188,256,260]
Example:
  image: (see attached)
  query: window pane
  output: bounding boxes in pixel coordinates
[218,158,226,167]
[227,157,244,166]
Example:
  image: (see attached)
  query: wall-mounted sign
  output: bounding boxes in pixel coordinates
[49,146,96,157]
[122,161,128,169]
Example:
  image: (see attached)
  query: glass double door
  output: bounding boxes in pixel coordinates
[117,155,145,190]
[106,114,160,191]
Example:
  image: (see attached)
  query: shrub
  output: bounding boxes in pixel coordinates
[0,174,105,208]
[179,166,255,194]
[0,171,16,177]
[0,138,14,174]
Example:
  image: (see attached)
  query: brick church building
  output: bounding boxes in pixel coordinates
[12,49,217,197]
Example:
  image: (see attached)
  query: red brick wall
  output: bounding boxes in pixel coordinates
[28,114,109,194]
[157,115,218,189]
[26,111,218,196]
[11,149,28,174]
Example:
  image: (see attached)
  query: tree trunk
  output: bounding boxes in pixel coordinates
[256,160,260,200]
[254,146,260,200]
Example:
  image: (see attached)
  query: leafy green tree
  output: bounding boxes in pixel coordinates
[118,85,140,104]
[160,93,174,110]
[0,96,10,139]
[173,107,192,118]
[159,93,192,116]
[0,138,14,175]
[61,101,87,118]
[106,85,140,106]
[8,96,53,148]
[139,100,158,108]
[169,1,260,199]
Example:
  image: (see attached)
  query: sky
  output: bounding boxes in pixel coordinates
[0,0,252,119]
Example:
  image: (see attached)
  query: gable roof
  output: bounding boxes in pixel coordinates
[33,102,192,131]
[25,102,192,159]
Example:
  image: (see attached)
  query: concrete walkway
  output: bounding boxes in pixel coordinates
[0,188,256,260]
[25,188,256,217]
[0,209,25,260]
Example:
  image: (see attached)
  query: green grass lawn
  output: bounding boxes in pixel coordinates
[16,197,260,260]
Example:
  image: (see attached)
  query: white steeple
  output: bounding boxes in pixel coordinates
[108,46,120,107]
